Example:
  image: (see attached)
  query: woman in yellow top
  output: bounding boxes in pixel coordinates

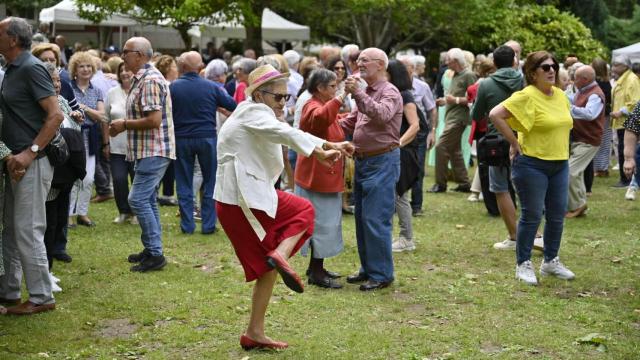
[489,51,575,286]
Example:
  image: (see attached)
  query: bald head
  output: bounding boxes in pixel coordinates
[574,65,596,89]
[179,51,203,73]
[504,40,521,60]
[126,37,153,59]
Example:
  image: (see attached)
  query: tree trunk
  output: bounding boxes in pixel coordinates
[243,1,266,56]
[176,23,192,51]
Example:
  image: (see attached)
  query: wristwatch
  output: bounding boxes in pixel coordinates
[30,144,40,153]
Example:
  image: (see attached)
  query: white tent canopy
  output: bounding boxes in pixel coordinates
[199,8,310,41]
[39,0,137,27]
[612,42,640,65]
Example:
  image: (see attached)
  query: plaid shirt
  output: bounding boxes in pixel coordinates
[126,63,176,161]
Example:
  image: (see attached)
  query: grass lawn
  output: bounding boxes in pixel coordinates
[0,166,638,359]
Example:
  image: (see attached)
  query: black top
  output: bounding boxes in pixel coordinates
[596,80,612,116]
[0,51,56,152]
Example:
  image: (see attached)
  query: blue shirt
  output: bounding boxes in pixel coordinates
[170,72,237,138]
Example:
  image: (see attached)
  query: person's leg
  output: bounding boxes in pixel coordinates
[411,140,427,211]
[44,199,57,270]
[52,187,72,257]
[434,122,456,187]
[511,155,547,265]
[490,166,517,247]
[128,157,171,257]
[584,160,594,193]
[617,129,628,185]
[161,161,175,197]
[10,158,55,305]
[542,160,569,261]
[448,122,470,185]
[359,150,400,282]
[567,142,598,211]
[197,137,217,233]
[593,118,612,172]
[352,160,367,277]
[192,158,203,212]
[396,191,413,241]
[110,154,133,215]
[174,138,196,234]
[77,155,96,218]
[93,152,112,197]
[496,192,517,238]
[245,269,278,342]
[0,175,23,300]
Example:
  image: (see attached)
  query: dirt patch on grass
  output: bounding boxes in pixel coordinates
[96,318,138,339]
[406,303,426,315]
[392,291,412,301]
[479,342,502,354]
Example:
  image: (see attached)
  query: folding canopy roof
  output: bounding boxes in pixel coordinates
[39,0,137,27]
[612,42,640,64]
[199,8,310,41]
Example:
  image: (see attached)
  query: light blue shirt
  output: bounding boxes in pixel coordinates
[570,82,604,121]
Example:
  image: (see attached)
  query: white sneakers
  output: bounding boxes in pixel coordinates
[493,235,544,251]
[540,257,575,280]
[625,186,636,201]
[493,238,516,250]
[392,237,416,252]
[516,257,575,285]
[515,260,538,285]
[50,272,62,293]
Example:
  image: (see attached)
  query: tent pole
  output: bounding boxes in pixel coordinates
[52,22,56,37]
[119,26,123,48]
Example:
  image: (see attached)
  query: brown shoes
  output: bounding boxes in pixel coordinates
[91,194,113,203]
[6,301,55,315]
[566,204,588,218]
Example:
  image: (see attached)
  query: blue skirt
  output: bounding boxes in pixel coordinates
[294,186,343,259]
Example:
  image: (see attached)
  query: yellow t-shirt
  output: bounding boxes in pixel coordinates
[502,85,573,160]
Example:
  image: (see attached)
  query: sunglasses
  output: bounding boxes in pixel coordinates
[538,63,559,72]
[260,90,291,102]
[333,66,345,70]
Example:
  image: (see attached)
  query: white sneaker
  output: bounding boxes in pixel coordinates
[625,186,636,201]
[467,193,480,202]
[533,235,544,251]
[113,214,128,224]
[515,260,538,285]
[49,272,60,283]
[392,237,416,252]
[51,281,62,292]
[129,216,139,225]
[540,257,575,280]
[493,237,516,250]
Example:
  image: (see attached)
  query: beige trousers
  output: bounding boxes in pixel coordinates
[568,142,599,210]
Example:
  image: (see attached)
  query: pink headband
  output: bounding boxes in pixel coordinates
[253,70,282,84]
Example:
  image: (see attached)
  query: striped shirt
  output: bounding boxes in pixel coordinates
[126,63,176,161]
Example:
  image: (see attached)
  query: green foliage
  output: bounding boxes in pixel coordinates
[604,5,640,50]
[479,4,608,61]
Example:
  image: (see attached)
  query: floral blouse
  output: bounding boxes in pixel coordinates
[623,100,640,136]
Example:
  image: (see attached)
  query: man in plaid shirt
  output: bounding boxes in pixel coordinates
[109,37,176,272]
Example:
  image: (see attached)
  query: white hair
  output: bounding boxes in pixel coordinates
[447,48,466,68]
[204,59,228,81]
[341,44,359,63]
[128,37,153,58]
[282,50,301,67]
[414,55,426,65]
[397,54,416,67]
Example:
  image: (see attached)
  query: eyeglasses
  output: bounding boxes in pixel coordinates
[260,90,291,102]
[356,58,382,64]
[122,49,140,56]
[538,63,559,73]
[333,66,345,71]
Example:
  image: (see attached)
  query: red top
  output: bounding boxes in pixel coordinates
[295,96,345,193]
[467,81,486,144]
[234,81,247,103]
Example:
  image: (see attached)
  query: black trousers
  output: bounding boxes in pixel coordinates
[45,185,73,270]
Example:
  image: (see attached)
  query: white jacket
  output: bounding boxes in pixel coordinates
[214,100,324,239]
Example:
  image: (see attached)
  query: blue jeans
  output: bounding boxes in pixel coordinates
[110,154,135,215]
[353,148,400,282]
[411,139,427,211]
[175,137,217,234]
[128,156,171,257]
[511,154,568,264]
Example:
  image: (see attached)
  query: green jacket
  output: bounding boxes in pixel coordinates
[471,67,523,136]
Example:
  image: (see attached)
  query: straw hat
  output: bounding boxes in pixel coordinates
[245,64,290,98]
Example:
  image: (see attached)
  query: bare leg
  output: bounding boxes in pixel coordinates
[275,229,306,259]
[245,269,278,343]
[496,192,517,239]
[0,305,6,315]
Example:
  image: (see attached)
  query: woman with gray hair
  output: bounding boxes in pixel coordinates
[204,59,228,84]
[294,69,347,288]
[232,57,257,103]
[215,64,353,350]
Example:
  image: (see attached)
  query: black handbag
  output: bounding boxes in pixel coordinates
[477,134,510,167]
[44,130,70,166]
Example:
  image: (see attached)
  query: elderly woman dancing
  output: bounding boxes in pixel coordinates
[214,64,353,350]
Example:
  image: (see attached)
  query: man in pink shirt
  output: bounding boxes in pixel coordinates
[341,47,403,291]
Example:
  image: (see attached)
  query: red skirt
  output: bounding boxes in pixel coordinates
[216,190,315,282]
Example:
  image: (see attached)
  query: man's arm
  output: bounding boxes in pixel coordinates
[570,94,604,121]
[7,95,64,177]
[623,130,638,179]
[351,88,402,126]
